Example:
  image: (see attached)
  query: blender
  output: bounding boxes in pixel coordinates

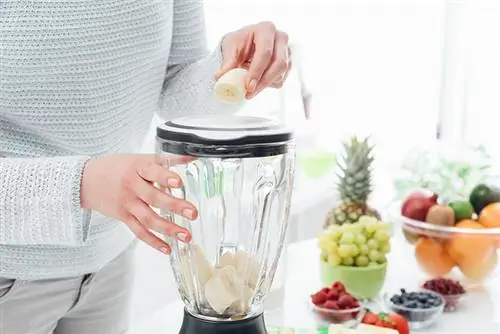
[156,114,295,334]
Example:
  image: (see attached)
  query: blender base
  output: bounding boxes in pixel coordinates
[179,309,267,334]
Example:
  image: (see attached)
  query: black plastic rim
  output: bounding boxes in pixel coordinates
[156,120,293,147]
[158,141,290,158]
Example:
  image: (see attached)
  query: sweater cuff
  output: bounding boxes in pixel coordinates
[0,156,93,246]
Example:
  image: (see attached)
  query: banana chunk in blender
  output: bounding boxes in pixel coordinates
[216,251,261,289]
[204,265,247,315]
[180,244,215,295]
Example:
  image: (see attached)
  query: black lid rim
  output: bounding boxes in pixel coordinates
[156,123,293,146]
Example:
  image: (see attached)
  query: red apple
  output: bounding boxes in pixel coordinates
[401,191,438,221]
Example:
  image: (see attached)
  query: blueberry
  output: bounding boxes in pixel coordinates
[407,301,418,309]
[391,297,403,305]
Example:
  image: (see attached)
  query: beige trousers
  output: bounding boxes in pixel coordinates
[0,244,135,334]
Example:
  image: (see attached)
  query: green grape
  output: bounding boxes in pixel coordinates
[380,243,391,254]
[374,230,390,242]
[368,261,379,267]
[338,244,352,258]
[327,228,342,241]
[378,255,387,264]
[342,257,354,266]
[328,253,342,266]
[355,255,369,267]
[367,238,379,250]
[318,235,329,250]
[355,234,367,245]
[349,244,360,257]
[365,223,378,235]
[340,232,355,244]
[325,240,338,254]
[359,244,370,255]
[368,250,382,262]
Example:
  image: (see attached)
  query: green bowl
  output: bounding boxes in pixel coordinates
[320,261,388,299]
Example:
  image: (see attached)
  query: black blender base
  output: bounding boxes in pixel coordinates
[179,308,267,334]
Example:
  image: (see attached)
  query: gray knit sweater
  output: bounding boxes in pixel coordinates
[0,0,236,280]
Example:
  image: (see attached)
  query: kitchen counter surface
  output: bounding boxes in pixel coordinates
[129,234,500,334]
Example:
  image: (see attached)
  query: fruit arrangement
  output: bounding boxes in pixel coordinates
[310,282,361,323]
[422,277,466,311]
[384,289,445,329]
[319,216,391,268]
[361,311,410,334]
[324,137,380,228]
[400,183,500,283]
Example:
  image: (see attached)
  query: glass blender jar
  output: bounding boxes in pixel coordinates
[156,114,295,334]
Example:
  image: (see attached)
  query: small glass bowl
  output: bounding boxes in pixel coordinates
[383,291,445,329]
[441,293,466,312]
[311,303,365,326]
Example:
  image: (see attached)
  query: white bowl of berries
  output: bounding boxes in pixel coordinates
[310,282,365,326]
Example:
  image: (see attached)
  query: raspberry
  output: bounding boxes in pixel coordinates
[422,277,465,296]
[311,291,328,305]
[324,300,339,310]
[332,282,345,292]
[337,294,356,308]
[327,289,340,301]
[321,287,330,294]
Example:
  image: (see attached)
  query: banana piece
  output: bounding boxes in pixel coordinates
[214,68,248,104]
[179,244,214,297]
[204,265,245,315]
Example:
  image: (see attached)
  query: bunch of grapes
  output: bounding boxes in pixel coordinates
[318,216,392,267]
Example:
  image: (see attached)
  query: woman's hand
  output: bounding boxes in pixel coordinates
[215,21,291,99]
[81,154,196,254]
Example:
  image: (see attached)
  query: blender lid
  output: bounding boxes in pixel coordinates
[157,114,293,146]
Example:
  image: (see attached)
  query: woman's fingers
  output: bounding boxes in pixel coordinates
[246,22,277,95]
[130,201,192,243]
[137,160,183,188]
[250,32,290,97]
[133,178,197,220]
[124,215,172,254]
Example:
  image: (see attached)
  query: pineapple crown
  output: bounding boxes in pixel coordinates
[336,136,374,204]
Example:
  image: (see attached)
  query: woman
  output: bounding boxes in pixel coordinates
[0,1,291,333]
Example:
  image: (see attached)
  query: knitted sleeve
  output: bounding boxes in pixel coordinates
[159,0,239,116]
[0,156,93,246]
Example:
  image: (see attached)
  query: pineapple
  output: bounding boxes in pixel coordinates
[323,136,380,228]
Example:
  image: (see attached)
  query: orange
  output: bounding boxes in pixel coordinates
[478,202,500,228]
[446,220,497,280]
[415,237,455,276]
[459,252,498,281]
[455,219,481,228]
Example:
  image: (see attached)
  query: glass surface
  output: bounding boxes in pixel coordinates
[156,139,295,321]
